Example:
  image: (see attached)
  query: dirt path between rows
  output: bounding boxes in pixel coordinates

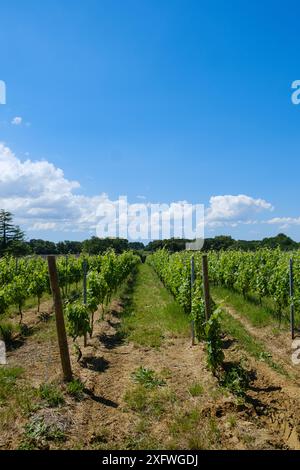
[218,299,300,384]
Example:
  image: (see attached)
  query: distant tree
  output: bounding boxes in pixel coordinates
[234,239,259,251]
[5,240,32,257]
[0,210,25,255]
[28,239,58,255]
[56,240,82,254]
[146,238,192,252]
[203,236,236,251]
[261,233,299,251]
[82,237,129,254]
[128,242,145,251]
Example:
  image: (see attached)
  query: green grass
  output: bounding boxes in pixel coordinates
[188,382,204,397]
[0,366,24,404]
[38,383,65,407]
[168,408,221,450]
[66,378,85,401]
[0,366,38,432]
[221,309,287,376]
[120,264,189,348]
[212,286,277,327]
[124,384,176,417]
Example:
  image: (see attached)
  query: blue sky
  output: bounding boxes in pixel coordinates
[0,0,300,242]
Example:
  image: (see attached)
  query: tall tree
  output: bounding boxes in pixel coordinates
[0,210,24,253]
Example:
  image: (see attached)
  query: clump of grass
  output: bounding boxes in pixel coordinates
[227,414,237,429]
[0,366,23,404]
[188,383,204,397]
[19,416,66,450]
[168,409,221,450]
[66,378,85,401]
[38,383,65,408]
[124,384,176,417]
[132,367,166,389]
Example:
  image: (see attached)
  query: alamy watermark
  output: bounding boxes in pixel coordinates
[0,340,6,365]
[96,196,204,250]
[291,80,300,104]
[0,80,6,105]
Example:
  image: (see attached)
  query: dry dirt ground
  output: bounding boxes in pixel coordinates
[2,268,300,450]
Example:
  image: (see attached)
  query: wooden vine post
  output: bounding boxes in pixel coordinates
[290,258,295,340]
[202,254,211,321]
[190,255,195,345]
[47,255,73,382]
[83,259,88,347]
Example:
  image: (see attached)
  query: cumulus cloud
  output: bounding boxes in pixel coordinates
[206,194,273,227]
[11,116,22,126]
[0,143,280,238]
[0,142,96,232]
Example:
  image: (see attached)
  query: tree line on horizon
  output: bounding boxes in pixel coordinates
[0,209,298,257]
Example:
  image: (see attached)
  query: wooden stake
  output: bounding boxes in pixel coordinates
[190,256,195,345]
[47,256,72,382]
[290,258,295,340]
[83,260,87,347]
[202,254,211,321]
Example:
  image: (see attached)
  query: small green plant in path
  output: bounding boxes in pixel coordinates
[188,382,204,397]
[38,383,65,407]
[67,378,85,401]
[19,416,66,449]
[221,363,252,397]
[205,309,224,375]
[132,367,166,389]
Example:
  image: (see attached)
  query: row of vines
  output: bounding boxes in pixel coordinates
[0,251,140,358]
[148,250,223,374]
[148,248,299,375]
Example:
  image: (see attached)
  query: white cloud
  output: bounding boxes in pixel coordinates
[206,194,273,227]
[31,222,58,231]
[0,143,284,239]
[266,217,300,229]
[11,116,22,126]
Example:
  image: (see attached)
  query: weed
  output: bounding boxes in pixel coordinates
[132,367,166,389]
[221,363,252,397]
[19,416,66,449]
[227,414,237,429]
[66,378,85,401]
[188,383,204,397]
[38,383,65,408]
